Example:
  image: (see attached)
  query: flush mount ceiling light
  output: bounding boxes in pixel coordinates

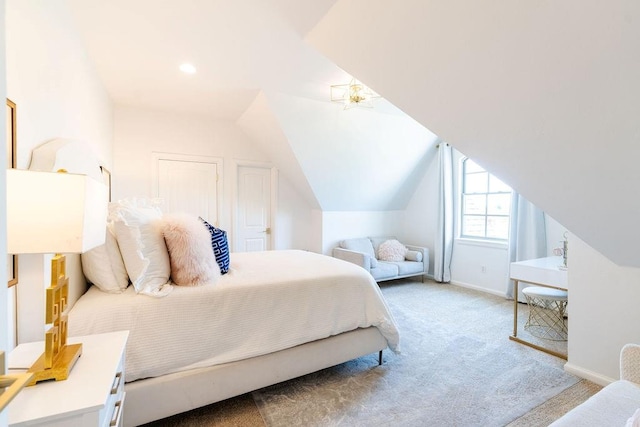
[179,63,197,74]
[330,78,381,109]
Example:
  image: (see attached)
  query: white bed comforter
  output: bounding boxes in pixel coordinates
[69,250,400,382]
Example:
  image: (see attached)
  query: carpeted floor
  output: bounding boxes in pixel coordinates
[143,279,598,427]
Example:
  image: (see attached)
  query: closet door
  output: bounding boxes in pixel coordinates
[236,165,272,252]
[154,153,222,226]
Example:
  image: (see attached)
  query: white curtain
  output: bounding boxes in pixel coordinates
[434,143,453,283]
[506,193,547,301]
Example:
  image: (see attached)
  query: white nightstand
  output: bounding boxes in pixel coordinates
[7,331,129,427]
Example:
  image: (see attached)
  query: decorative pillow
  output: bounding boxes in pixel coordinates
[405,250,423,262]
[378,239,408,262]
[161,213,221,286]
[370,236,397,259]
[199,218,230,274]
[109,198,172,297]
[81,223,129,293]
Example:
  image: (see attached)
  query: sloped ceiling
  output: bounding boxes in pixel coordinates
[308,0,640,267]
[66,0,437,212]
[263,91,437,211]
[237,91,321,210]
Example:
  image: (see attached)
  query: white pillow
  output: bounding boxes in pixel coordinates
[405,250,423,262]
[109,198,172,297]
[81,223,129,293]
[378,239,408,262]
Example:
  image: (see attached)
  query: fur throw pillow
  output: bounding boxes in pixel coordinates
[378,239,408,262]
[161,213,221,286]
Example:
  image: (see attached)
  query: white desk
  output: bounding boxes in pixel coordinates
[509,256,568,359]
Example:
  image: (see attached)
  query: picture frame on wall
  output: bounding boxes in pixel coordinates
[6,98,18,287]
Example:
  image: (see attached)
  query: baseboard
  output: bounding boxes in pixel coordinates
[563,362,616,387]
[449,279,507,298]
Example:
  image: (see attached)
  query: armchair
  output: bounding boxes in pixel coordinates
[550,343,640,426]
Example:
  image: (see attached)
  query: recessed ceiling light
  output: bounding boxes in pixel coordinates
[179,63,196,74]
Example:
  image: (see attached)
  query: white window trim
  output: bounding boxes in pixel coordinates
[458,157,511,243]
[455,237,508,250]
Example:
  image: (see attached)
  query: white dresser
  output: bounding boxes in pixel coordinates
[7,331,128,427]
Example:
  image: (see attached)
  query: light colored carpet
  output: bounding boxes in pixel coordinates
[143,279,597,427]
[252,280,579,426]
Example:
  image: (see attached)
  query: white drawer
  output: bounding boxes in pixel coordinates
[101,354,125,427]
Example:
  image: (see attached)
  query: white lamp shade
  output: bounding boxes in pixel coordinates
[7,169,108,254]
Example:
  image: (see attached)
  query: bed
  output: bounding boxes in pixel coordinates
[69,249,400,426]
[29,139,400,426]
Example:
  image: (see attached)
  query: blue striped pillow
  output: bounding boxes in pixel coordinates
[199,218,230,275]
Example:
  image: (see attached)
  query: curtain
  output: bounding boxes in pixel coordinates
[434,143,453,283]
[506,193,547,301]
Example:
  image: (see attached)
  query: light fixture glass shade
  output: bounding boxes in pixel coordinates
[7,169,108,255]
[331,78,381,109]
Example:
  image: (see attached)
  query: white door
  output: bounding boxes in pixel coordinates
[157,158,219,224]
[237,166,271,252]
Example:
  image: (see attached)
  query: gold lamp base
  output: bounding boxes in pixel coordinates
[26,343,82,386]
[25,254,82,386]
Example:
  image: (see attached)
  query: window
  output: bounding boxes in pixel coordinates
[461,158,512,241]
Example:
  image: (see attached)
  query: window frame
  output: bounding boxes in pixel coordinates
[459,158,512,242]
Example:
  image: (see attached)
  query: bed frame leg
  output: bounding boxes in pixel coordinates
[378,350,383,365]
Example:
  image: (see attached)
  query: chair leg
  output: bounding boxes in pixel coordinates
[378,350,383,365]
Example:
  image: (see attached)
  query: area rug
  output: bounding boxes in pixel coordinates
[506,379,602,426]
[252,281,580,427]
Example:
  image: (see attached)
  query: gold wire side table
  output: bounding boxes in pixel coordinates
[522,286,568,341]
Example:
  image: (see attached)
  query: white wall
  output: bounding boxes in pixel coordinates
[403,144,440,276]
[113,105,268,231]
[5,0,114,344]
[268,92,437,211]
[6,1,112,170]
[274,176,315,251]
[1,7,9,415]
[308,0,640,269]
[565,236,640,383]
[113,105,313,251]
[321,211,405,255]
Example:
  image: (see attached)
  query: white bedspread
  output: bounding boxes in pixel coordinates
[69,250,400,382]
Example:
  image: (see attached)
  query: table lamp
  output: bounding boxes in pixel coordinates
[6,169,108,385]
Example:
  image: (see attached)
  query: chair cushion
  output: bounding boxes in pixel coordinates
[371,262,399,281]
[340,238,376,259]
[386,260,424,276]
[522,286,568,301]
